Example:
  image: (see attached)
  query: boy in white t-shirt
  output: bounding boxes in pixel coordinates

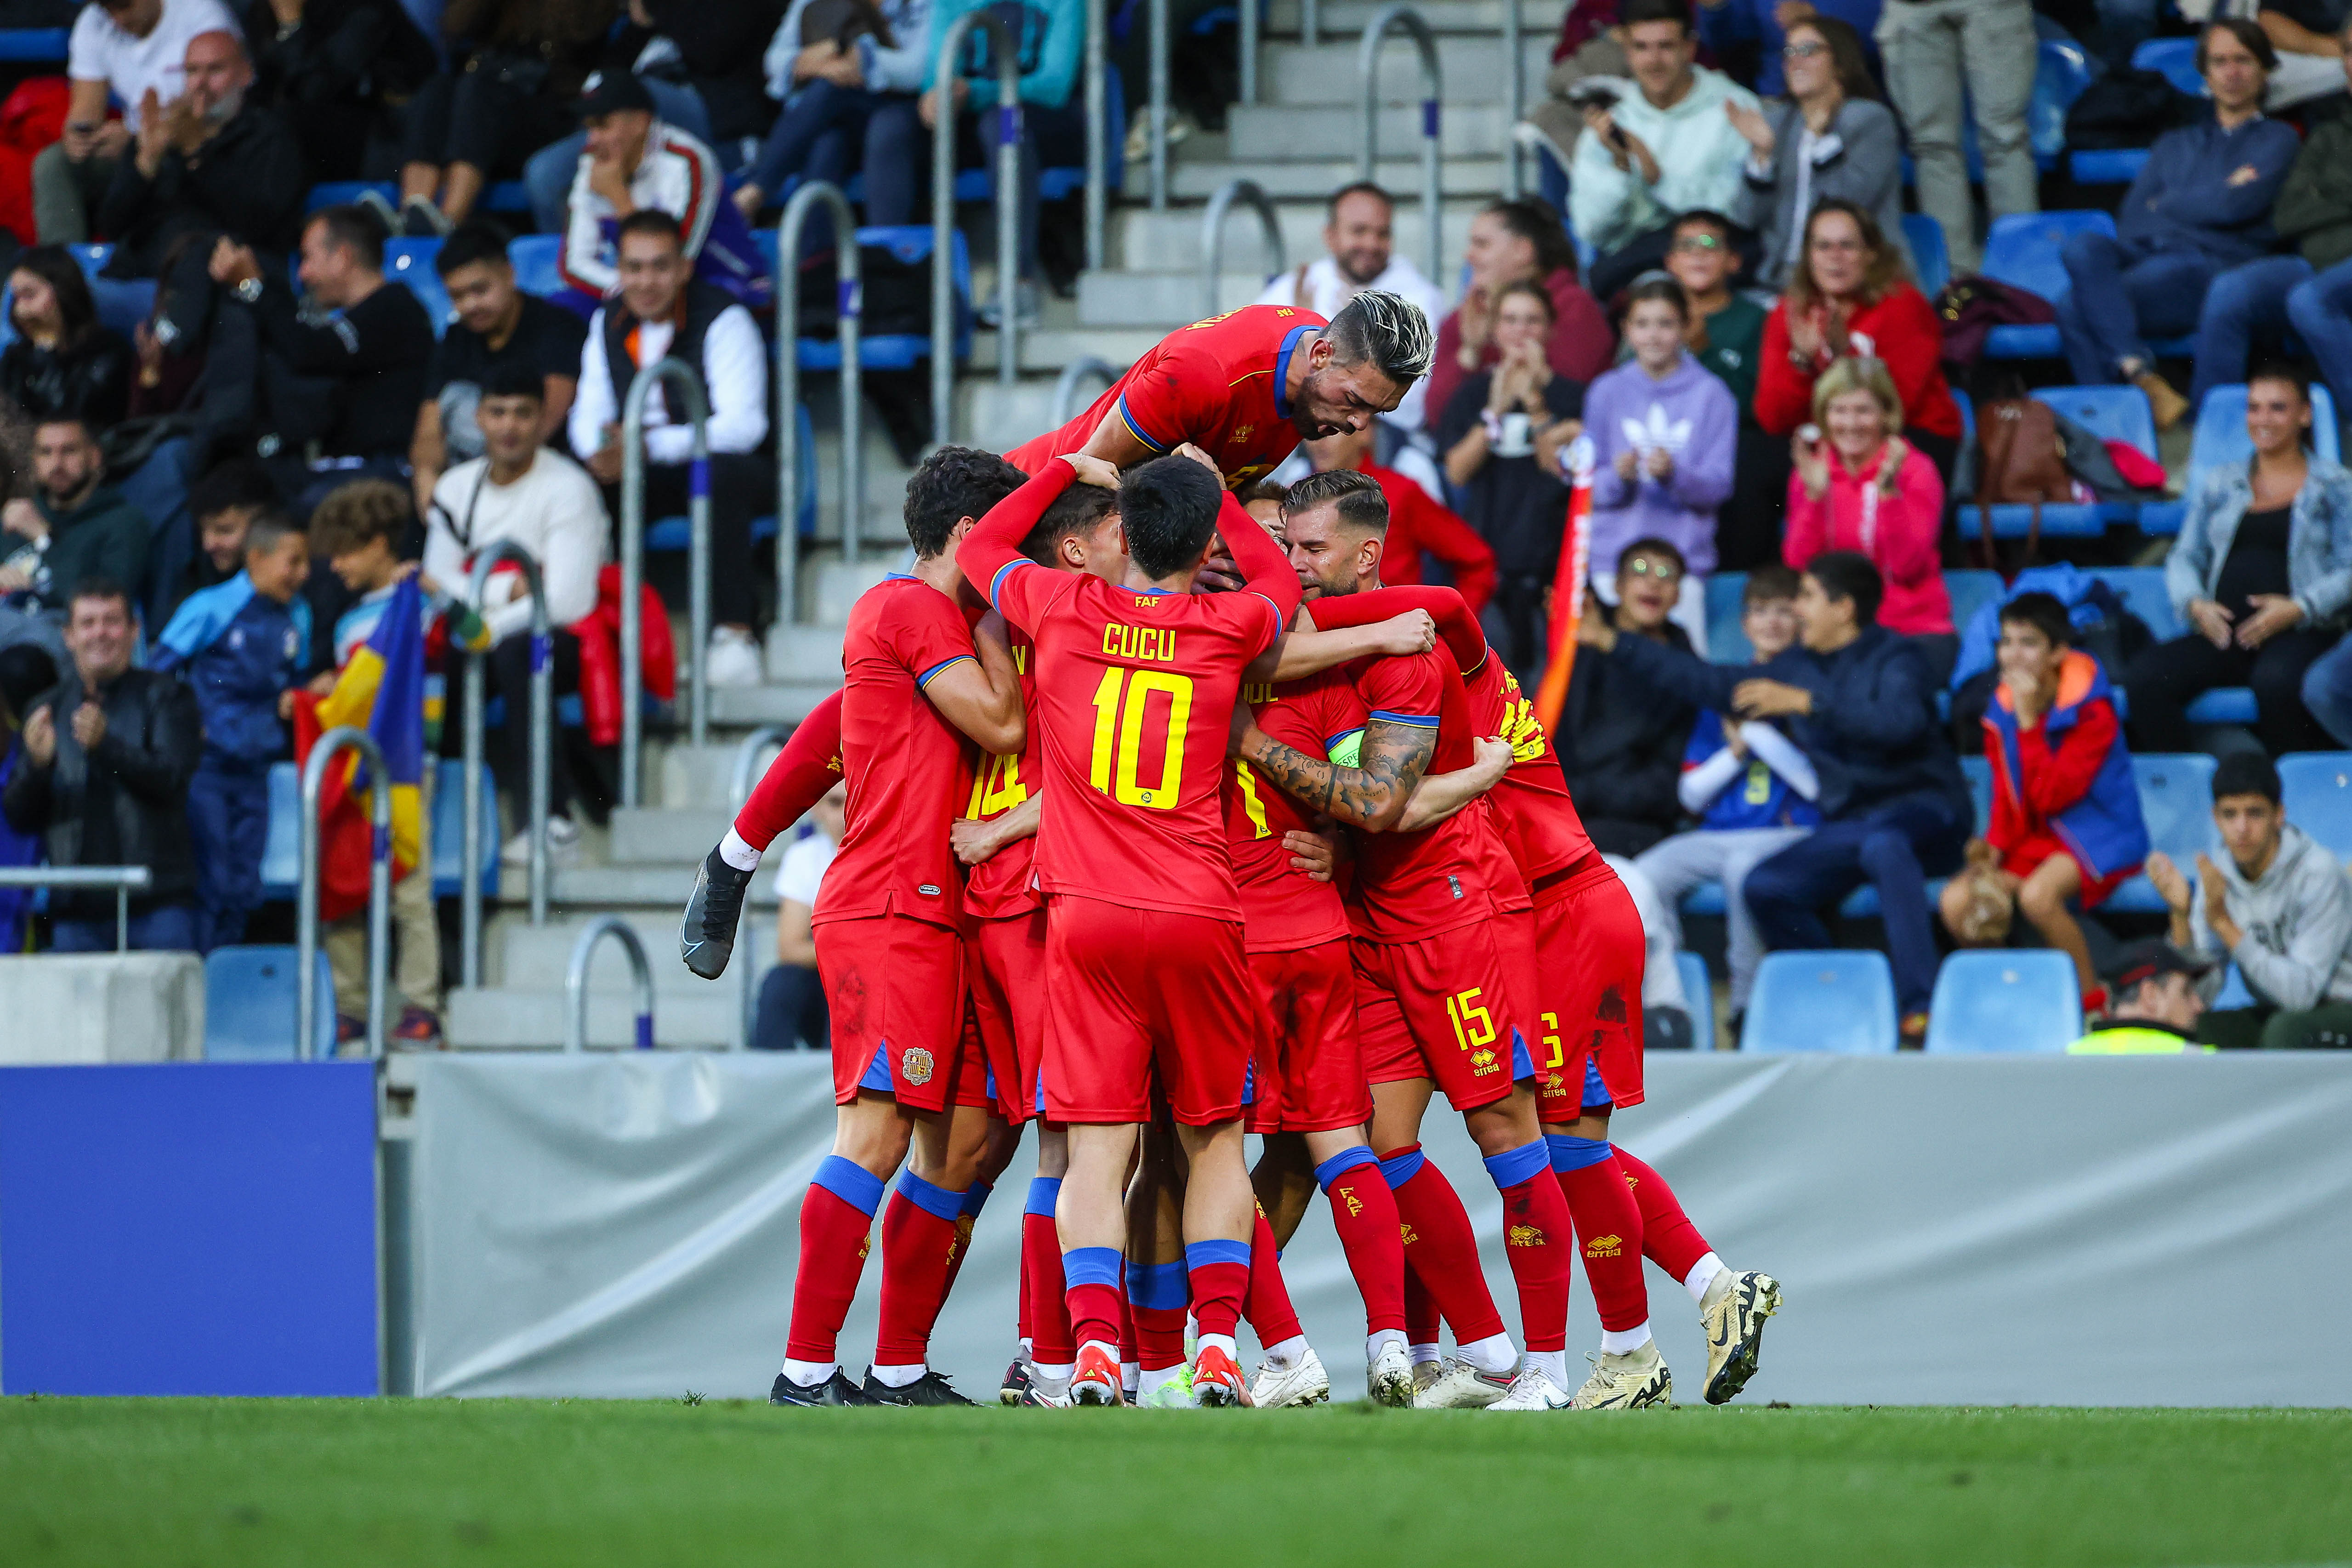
[40,0,238,243]
[754,781,843,1051]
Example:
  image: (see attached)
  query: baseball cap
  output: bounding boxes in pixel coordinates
[2102,939,2216,993]
[578,71,657,120]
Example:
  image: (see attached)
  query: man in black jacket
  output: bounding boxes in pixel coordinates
[239,0,439,184]
[1579,550,1971,1044]
[0,578,203,951]
[1557,536,1699,857]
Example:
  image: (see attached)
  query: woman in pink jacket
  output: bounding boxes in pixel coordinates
[1783,355,1959,683]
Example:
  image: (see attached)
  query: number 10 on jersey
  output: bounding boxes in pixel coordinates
[1089,668,1195,809]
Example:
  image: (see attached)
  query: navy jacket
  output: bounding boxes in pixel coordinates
[1606,624,1971,824]
[2117,111,2301,268]
[151,572,310,766]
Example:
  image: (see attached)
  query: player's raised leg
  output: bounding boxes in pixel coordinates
[1613,1144,1784,1404]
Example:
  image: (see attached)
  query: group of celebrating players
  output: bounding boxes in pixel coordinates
[679,291,1782,1411]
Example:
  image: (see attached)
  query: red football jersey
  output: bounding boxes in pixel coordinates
[962,628,1042,920]
[1004,305,1327,489]
[1469,658,1597,883]
[813,574,978,931]
[1225,669,1363,953]
[1343,648,1500,943]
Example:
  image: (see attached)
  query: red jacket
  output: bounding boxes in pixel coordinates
[1754,283,1963,442]
[1363,461,1497,616]
[1427,267,1614,417]
[1782,440,1954,636]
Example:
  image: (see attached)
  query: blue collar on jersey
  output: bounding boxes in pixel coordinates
[1272,323,1316,422]
[885,571,916,581]
[1136,586,1174,595]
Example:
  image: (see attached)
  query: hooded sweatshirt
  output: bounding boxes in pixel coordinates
[2187,822,2352,1012]
[1567,64,1761,256]
[1782,439,1953,636]
[1584,350,1736,578]
[1982,649,2147,883]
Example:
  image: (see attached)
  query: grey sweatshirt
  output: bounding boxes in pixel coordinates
[2188,823,2352,1011]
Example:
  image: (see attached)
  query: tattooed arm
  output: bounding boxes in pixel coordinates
[1234,716,1438,833]
[1394,736,1514,831]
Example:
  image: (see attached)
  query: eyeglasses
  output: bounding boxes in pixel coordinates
[1623,556,1683,582]
[1783,40,1826,57]
[1809,236,1866,253]
[1670,233,1723,253]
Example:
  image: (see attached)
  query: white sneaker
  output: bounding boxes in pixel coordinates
[1411,1357,1517,1410]
[1366,1341,1415,1408]
[1486,1362,1572,1411]
[1246,1345,1329,1408]
[500,814,581,868]
[705,626,763,687]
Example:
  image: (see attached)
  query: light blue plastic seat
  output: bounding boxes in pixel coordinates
[385,239,451,336]
[1705,572,1751,664]
[1676,950,1714,1053]
[1741,951,1898,1053]
[2144,383,2343,536]
[203,947,336,1060]
[2133,37,2205,96]
[1900,212,1949,298]
[507,234,563,300]
[1960,386,2157,538]
[1923,950,2082,1053]
[1944,570,2006,646]
[1960,754,1993,836]
[2278,753,2352,863]
[2105,753,2220,911]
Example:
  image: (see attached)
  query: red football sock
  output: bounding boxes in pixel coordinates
[1384,1146,1508,1344]
[1494,1166,1574,1354]
[1611,1148,1713,1282]
[1318,1148,1406,1336]
[940,1181,989,1302]
[873,1172,965,1365]
[1133,1305,1188,1370]
[1557,1155,1650,1332]
[1403,1263,1441,1345]
[1023,1183,1073,1362]
[784,1158,882,1363]
[1062,1245,1125,1352]
[1243,1209,1304,1346]
[1185,1238,1250,1341]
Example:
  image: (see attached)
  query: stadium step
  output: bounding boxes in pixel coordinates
[650,739,790,812]
[710,680,844,728]
[1263,0,1569,32]
[520,863,726,909]
[1261,36,1551,106]
[445,984,745,1050]
[1225,102,1519,160]
[967,325,1173,375]
[1169,155,1512,201]
[1079,269,1334,330]
[1112,203,1485,273]
[486,910,778,995]
[609,807,737,866]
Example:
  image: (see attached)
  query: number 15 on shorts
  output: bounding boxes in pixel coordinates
[1446,988,1494,1052]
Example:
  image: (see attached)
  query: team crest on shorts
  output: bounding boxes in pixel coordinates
[901,1046,936,1085]
[1584,1233,1623,1259]
[1507,1224,1546,1248]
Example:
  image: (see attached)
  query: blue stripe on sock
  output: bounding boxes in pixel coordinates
[1063,1245,1124,1290]
[1125,1260,1189,1310]
[1024,1176,1062,1218]
[1377,1146,1426,1189]
[1184,1238,1251,1272]
[960,1179,993,1218]
[857,1040,892,1093]
[1511,1029,1534,1080]
[1314,1145,1379,1190]
[812,1154,885,1216]
[895,1168,964,1221]
[1583,1058,1611,1105]
[1483,1138,1550,1190]
[1545,1132,1614,1173]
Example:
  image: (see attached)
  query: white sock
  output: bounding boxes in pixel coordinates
[1032,1360,1074,1388]
[1685,1252,1727,1305]
[717,827,761,872]
[781,1358,835,1387]
[1600,1323,1653,1356]
[1459,1333,1517,1376]
[1409,1341,1442,1368]
[1019,1336,1034,1361]
[1138,1365,1188,1403]
[869,1362,926,1387]
[1367,1330,1407,1363]
[1197,1332,1238,1361]
[1122,1361,1141,1396]
[1527,1349,1569,1386]
[1261,1334,1308,1371]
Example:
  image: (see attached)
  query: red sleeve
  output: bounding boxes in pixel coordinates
[1355,648,1448,728]
[892,588,982,691]
[732,688,844,850]
[1781,468,1827,567]
[1426,309,1467,426]
[959,463,1078,633]
[1219,486,1301,640]
[1753,304,1812,437]
[1876,448,1948,593]
[1108,341,1209,456]
[1548,282,1616,384]
[1306,584,1488,673]
[1401,487,1497,618]
[2022,699,2119,818]
[1869,290,1951,434]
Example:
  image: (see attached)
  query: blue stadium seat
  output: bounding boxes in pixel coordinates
[484,182,533,214]
[2032,35,2095,170]
[1960,754,1993,836]
[2106,752,2219,911]
[1705,572,1751,664]
[1960,386,2158,538]
[2069,147,2150,186]
[1944,570,2006,646]
[1741,951,1897,1053]
[507,234,563,300]
[204,946,336,1061]
[260,762,301,897]
[2082,565,2180,640]
[431,759,500,897]
[2215,961,2255,1010]
[947,69,1128,202]
[307,180,397,215]
[386,239,451,336]
[1900,212,1949,298]
[2133,37,2205,97]
[1923,949,2082,1053]
[2278,753,2352,863]
[2142,383,2342,537]
[0,27,69,59]
[647,407,817,552]
[1677,950,1714,1053]
[1981,211,2113,361]
[789,225,973,372]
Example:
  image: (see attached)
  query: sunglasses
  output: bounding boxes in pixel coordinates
[1623,556,1684,582]
[1670,233,1724,253]
[1783,40,1827,57]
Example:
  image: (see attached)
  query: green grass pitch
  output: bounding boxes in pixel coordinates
[2,1398,2348,1566]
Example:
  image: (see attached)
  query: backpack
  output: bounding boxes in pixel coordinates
[1972,396,2074,570]
[1936,276,2058,369]
[2063,68,2202,152]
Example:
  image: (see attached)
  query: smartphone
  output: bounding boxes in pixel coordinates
[1797,423,1823,447]
[1565,83,1619,112]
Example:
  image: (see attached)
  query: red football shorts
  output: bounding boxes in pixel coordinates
[817,913,973,1114]
[1246,940,1372,1134]
[969,907,1047,1123]
[1353,924,1520,1112]
[1530,857,1646,1118]
[1042,893,1256,1127]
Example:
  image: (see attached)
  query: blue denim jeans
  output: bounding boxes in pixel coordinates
[1741,796,1971,1017]
[2056,231,2216,384]
[2301,635,2352,747]
[2192,254,2312,412]
[2286,256,2352,417]
[2094,0,2161,69]
[51,900,199,953]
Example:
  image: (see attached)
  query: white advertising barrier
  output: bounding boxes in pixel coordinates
[0,954,203,1065]
[408,1053,2352,1405]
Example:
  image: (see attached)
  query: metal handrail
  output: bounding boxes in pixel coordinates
[1201,179,1286,321]
[1501,0,1523,199]
[728,724,792,1048]
[1358,5,1443,290]
[1085,0,1108,269]
[459,541,551,989]
[619,356,712,807]
[0,865,149,950]
[1051,356,1120,427]
[298,726,391,1060]
[564,913,653,1053]
[1301,0,1319,49]
[931,10,1024,449]
[1148,0,1169,210]
[777,181,864,606]
[1239,0,1257,103]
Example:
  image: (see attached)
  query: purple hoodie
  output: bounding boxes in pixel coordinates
[1583,351,1736,578]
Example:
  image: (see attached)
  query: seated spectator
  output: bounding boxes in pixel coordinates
[37,0,239,244]
[0,579,203,951]
[1875,0,2036,277]
[1298,426,1496,616]
[730,0,932,229]
[1559,536,1701,856]
[2148,750,2352,1050]
[2194,34,2352,415]
[397,0,616,234]
[1426,198,1614,418]
[432,364,610,865]
[618,0,786,154]
[1725,14,1907,290]
[1563,0,1761,301]
[151,510,309,951]
[2055,20,2298,431]
[239,0,438,184]
[1436,277,1585,678]
[1255,183,1449,436]
[1665,208,1781,572]
[156,456,272,624]
[1697,0,1882,96]
[1583,273,1734,648]
[2125,366,2350,756]
[557,74,769,312]
[0,247,133,428]
[754,779,842,1051]
[97,27,307,279]
[1754,198,1964,480]
[1628,566,1821,1027]
[2067,940,2216,1052]
[0,643,57,953]
[1783,355,1954,680]
[1940,592,2148,999]
[0,417,153,651]
[2255,0,2352,108]
[1580,550,1971,1045]
[410,221,590,517]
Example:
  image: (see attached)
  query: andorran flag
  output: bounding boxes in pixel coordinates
[294,576,427,920]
